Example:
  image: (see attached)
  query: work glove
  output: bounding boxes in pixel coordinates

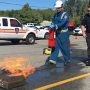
[50,23,55,29]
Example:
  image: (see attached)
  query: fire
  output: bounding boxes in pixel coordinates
[0,57,36,78]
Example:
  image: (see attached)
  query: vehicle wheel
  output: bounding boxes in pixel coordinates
[44,33,49,39]
[11,39,20,44]
[26,34,35,44]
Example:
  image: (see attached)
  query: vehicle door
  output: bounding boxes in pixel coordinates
[9,18,27,38]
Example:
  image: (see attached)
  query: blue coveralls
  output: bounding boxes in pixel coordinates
[49,10,70,63]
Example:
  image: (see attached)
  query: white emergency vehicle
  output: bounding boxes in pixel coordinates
[25,25,49,39]
[0,17,37,44]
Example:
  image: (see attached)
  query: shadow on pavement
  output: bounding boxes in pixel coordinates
[27,48,87,90]
[26,48,87,90]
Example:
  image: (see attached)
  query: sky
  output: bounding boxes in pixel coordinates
[0,0,65,10]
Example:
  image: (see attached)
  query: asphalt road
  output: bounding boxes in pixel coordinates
[0,35,89,90]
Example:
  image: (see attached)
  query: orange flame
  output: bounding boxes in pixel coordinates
[0,57,36,78]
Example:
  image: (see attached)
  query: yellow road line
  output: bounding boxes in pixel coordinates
[35,73,90,90]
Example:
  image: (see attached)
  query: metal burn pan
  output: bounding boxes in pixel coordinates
[0,73,26,89]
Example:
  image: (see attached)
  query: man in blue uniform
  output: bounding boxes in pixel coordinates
[48,0,70,65]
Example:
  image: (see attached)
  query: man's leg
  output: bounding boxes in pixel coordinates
[86,33,90,59]
[59,32,70,62]
[83,33,90,66]
[62,42,70,61]
[49,34,60,64]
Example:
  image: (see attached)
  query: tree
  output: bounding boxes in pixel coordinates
[65,0,89,25]
[0,3,54,24]
[18,3,32,24]
[40,9,55,21]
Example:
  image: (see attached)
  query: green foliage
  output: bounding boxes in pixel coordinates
[0,3,54,24]
[40,8,55,21]
[70,16,81,26]
[65,0,89,25]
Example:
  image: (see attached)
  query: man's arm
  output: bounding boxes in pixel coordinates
[81,25,86,38]
[81,15,87,38]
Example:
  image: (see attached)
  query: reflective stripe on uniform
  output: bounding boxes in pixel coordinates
[61,29,68,33]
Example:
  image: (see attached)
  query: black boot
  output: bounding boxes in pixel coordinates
[64,61,71,66]
[82,58,90,66]
[85,60,90,66]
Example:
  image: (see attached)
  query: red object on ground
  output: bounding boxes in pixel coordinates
[48,29,55,48]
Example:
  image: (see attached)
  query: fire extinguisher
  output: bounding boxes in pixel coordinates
[43,28,70,55]
[43,28,55,55]
[48,28,55,48]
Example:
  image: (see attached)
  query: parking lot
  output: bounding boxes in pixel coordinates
[0,35,90,90]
